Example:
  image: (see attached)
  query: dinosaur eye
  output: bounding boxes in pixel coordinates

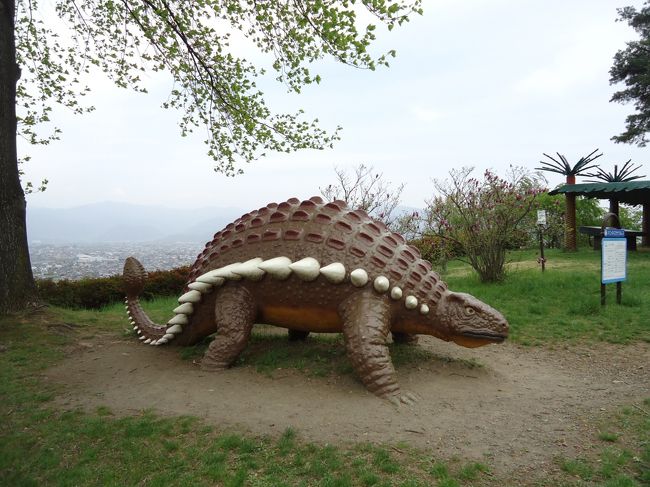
[465,306,475,316]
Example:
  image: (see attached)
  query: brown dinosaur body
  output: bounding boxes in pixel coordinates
[123,196,508,403]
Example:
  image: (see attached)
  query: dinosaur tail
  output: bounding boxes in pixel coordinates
[123,257,170,346]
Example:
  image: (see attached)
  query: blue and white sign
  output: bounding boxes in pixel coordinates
[602,237,627,284]
[604,227,625,238]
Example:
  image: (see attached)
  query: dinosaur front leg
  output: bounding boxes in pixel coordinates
[340,291,415,405]
[201,285,256,371]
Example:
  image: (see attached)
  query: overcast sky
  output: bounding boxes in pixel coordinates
[20,0,649,211]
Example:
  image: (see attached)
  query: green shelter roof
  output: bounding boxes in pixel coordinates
[548,180,650,205]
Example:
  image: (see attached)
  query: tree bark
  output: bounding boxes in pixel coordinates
[565,193,577,251]
[0,0,38,314]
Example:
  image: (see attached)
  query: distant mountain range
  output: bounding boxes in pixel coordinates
[27,202,244,244]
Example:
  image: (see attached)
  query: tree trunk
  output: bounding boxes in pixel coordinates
[565,193,577,251]
[609,198,619,216]
[0,0,38,314]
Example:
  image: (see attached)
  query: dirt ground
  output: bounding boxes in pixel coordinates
[44,332,649,478]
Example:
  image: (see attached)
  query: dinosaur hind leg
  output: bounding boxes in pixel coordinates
[201,286,256,371]
[339,291,416,405]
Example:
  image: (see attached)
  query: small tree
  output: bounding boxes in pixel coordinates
[423,167,543,282]
[320,163,405,229]
[1,0,422,314]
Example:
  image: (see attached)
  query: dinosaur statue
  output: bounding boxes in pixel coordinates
[123,196,508,404]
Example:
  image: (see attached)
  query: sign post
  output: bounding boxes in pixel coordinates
[537,210,547,272]
[601,226,626,305]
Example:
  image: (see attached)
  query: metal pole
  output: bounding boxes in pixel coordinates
[616,282,622,304]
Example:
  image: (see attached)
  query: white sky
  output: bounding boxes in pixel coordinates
[20,0,649,210]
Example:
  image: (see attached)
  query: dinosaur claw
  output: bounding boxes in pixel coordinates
[400,395,415,406]
[387,392,418,407]
[404,392,419,404]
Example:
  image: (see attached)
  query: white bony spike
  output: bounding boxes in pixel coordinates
[166,324,183,334]
[373,276,390,293]
[124,299,129,305]
[195,273,225,286]
[167,314,188,326]
[405,295,418,309]
[178,290,202,304]
[126,310,132,317]
[319,262,346,284]
[137,330,142,335]
[390,287,403,300]
[157,338,168,345]
[420,304,430,315]
[144,339,152,344]
[350,268,369,287]
[188,281,213,293]
[206,262,243,280]
[232,258,265,281]
[163,333,175,340]
[173,303,194,315]
[258,256,293,280]
[132,325,138,331]
[150,340,158,346]
[289,257,321,281]
[130,319,136,325]
[139,336,146,340]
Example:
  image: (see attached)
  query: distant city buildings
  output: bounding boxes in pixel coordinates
[30,242,201,280]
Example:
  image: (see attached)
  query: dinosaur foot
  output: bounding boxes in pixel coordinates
[200,359,229,371]
[387,391,420,408]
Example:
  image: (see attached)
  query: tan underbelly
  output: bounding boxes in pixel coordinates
[259,305,343,333]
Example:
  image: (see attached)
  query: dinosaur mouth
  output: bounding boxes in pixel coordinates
[460,331,507,343]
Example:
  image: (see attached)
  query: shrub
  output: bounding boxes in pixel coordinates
[424,166,544,282]
[37,266,190,309]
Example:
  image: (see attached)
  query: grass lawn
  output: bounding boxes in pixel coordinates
[0,248,648,486]
[444,248,650,345]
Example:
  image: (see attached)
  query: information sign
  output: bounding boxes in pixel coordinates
[604,227,625,238]
[536,210,547,225]
[601,238,627,284]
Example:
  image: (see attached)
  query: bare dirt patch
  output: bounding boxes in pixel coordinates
[44,333,649,478]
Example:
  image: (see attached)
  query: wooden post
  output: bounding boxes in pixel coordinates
[538,225,546,272]
[643,202,649,248]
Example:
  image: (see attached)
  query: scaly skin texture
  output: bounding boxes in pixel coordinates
[122,196,509,403]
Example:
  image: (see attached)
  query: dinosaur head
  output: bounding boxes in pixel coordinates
[435,291,508,348]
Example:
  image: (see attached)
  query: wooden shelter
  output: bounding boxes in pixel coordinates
[549,180,650,247]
